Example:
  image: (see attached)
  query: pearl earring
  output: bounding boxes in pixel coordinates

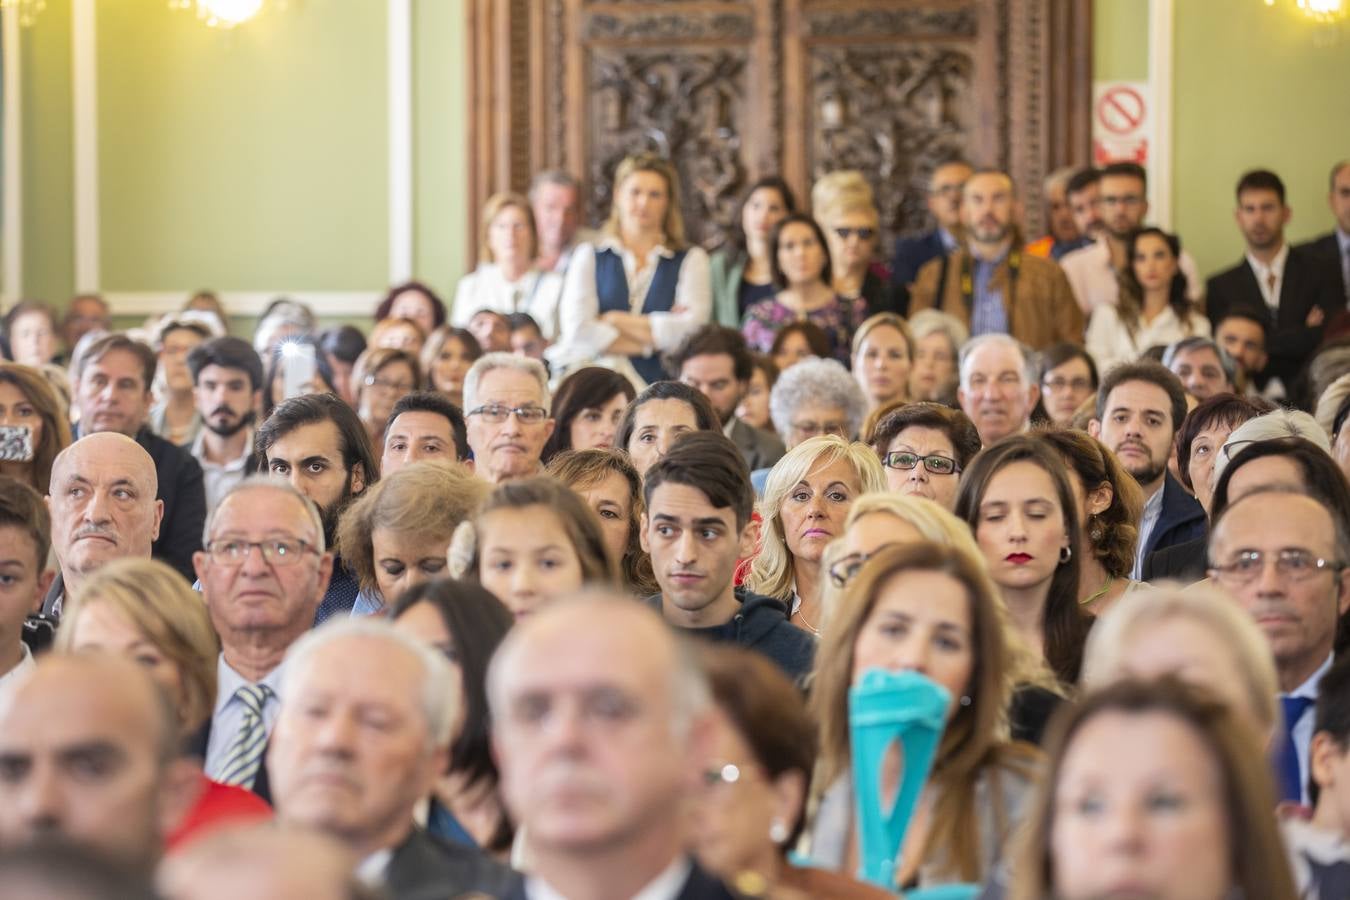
[769,819,790,844]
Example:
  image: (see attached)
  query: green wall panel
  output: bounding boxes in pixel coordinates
[19,0,74,305]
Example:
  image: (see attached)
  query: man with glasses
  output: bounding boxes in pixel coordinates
[1060,162,1203,315]
[956,334,1038,446]
[890,159,972,290]
[256,393,379,623]
[192,477,334,802]
[1208,487,1350,803]
[462,353,555,484]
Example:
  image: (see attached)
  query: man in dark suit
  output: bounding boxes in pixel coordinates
[1206,169,1345,386]
[193,477,333,803]
[890,159,972,291]
[491,595,740,900]
[1089,361,1205,578]
[1298,159,1350,306]
[267,619,516,900]
[670,325,785,472]
[73,333,206,581]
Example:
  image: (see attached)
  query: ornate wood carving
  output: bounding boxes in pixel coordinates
[465,0,1092,260]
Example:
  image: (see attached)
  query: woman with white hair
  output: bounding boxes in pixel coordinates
[1212,407,1332,489]
[252,298,316,358]
[767,356,868,450]
[1316,372,1350,485]
[907,308,968,404]
[744,436,885,636]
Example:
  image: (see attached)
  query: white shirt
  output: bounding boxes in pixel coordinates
[191,427,253,518]
[1286,652,1333,806]
[355,848,395,887]
[0,643,33,696]
[204,654,287,779]
[1085,304,1211,375]
[1132,482,1166,581]
[1246,241,1291,310]
[525,856,692,900]
[1061,237,1205,315]
[553,237,711,376]
[450,263,565,340]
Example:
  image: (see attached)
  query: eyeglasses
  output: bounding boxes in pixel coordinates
[881,451,960,475]
[1043,376,1093,393]
[364,375,415,392]
[833,227,876,241]
[466,403,549,424]
[790,421,848,439]
[1100,194,1144,208]
[1208,549,1344,585]
[206,538,317,567]
[1220,438,1255,461]
[827,545,893,589]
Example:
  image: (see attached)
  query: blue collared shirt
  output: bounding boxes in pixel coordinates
[1336,228,1349,302]
[204,654,286,780]
[1131,485,1166,581]
[970,255,1009,336]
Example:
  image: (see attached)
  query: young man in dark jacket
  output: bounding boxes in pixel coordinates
[640,431,815,681]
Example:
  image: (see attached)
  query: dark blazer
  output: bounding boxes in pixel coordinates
[1142,534,1208,585]
[500,858,737,900]
[132,426,207,582]
[1140,473,1208,566]
[1205,244,1344,383]
[727,417,785,472]
[890,229,949,290]
[1299,231,1348,302]
[383,827,519,900]
[185,718,273,806]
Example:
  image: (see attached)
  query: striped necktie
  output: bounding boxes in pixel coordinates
[217,683,273,789]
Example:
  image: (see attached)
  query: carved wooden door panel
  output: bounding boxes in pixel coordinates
[466,0,1090,258]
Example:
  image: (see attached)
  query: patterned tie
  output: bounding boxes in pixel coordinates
[217,683,273,789]
[1276,694,1313,804]
[1267,271,1278,306]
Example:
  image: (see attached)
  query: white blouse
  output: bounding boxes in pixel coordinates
[450,262,565,339]
[1086,303,1211,375]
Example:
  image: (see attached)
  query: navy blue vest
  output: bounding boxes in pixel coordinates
[595,246,689,384]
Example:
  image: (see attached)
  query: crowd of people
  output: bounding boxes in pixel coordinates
[0,152,1349,900]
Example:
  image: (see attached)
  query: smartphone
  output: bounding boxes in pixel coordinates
[0,424,34,462]
[281,342,317,400]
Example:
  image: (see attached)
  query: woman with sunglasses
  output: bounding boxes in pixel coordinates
[812,171,898,315]
[868,402,981,511]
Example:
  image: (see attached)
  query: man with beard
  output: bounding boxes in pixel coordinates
[255,394,379,623]
[188,337,265,516]
[670,325,785,471]
[909,169,1083,349]
[193,477,333,800]
[1089,360,1204,580]
[1061,162,1204,316]
[1207,169,1343,387]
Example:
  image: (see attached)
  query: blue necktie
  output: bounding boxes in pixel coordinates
[1277,695,1314,803]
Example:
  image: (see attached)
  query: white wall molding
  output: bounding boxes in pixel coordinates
[104,291,382,318]
[72,0,100,292]
[1147,0,1174,229]
[2,4,23,306]
[387,0,413,284]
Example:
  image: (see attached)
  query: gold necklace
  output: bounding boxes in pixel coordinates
[1080,575,1114,607]
[794,603,821,636]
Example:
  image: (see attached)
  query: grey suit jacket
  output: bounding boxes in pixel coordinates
[727,417,785,472]
[383,827,519,900]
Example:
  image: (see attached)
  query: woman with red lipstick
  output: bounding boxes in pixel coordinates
[746,436,886,635]
[955,435,1092,686]
[1006,678,1297,900]
[850,313,914,416]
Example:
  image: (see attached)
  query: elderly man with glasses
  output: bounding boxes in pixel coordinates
[1208,486,1350,805]
[191,476,334,803]
[462,353,556,484]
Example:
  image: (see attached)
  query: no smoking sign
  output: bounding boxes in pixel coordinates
[1092,81,1151,165]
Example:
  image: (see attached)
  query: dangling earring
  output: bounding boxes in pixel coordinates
[1088,515,1104,543]
[769,819,790,844]
[1059,545,1072,564]
[959,695,972,707]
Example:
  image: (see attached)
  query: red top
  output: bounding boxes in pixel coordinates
[165,773,272,851]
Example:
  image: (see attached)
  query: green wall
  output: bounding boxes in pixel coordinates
[1093,0,1149,82]
[1173,2,1350,278]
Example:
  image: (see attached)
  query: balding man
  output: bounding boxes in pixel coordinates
[489,595,738,900]
[159,824,369,900]
[268,619,516,899]
[0,654,196,875]
[192,477,333,802]
[909,169,1084,349]
[42,433,164,617]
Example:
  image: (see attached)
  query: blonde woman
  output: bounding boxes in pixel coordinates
[558,152,711,385]
[451,192,565,340]
[812,171,898,315]
[851,312,914,415]
[58,558,272,849]
[801,542,1042,888]
[821,492,1064,745]
[745,436,885,635]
